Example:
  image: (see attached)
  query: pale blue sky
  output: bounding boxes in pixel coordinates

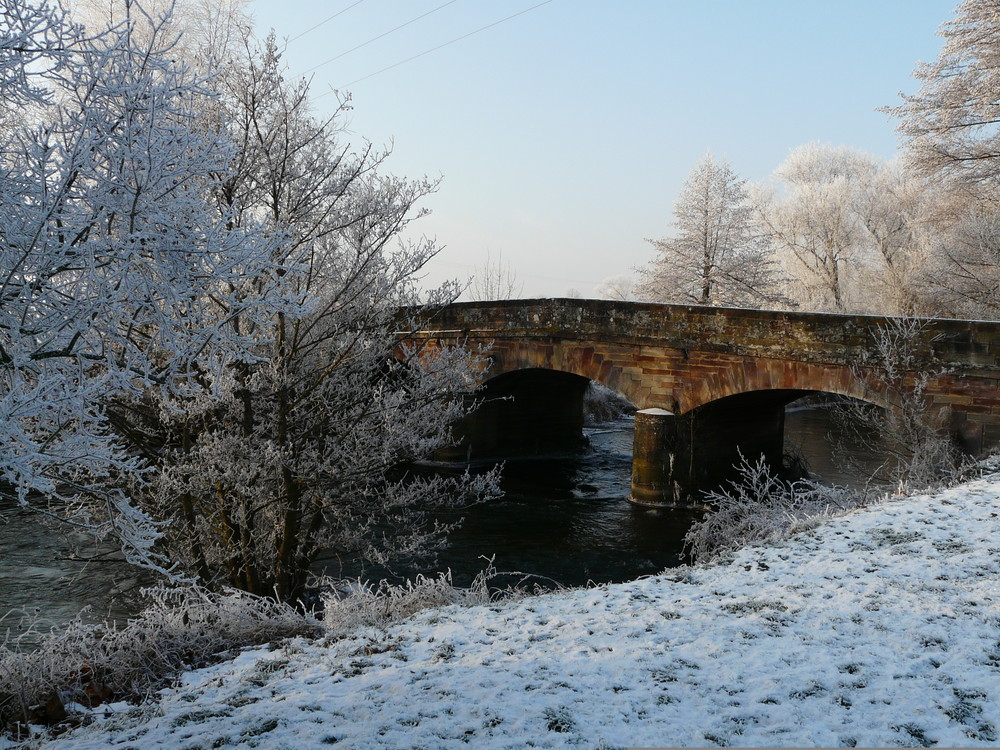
[252,1,952,298]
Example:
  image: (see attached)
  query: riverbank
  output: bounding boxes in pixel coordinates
[24,469,1000,748]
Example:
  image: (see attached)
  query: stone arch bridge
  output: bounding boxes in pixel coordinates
[402,299,1000,507]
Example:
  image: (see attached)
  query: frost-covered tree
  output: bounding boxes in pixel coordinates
[851,162,934,315]
[637,154,785,308]
[925,205,1000,317]
[757,143,935,315]
[1,1,70,103]
[110,30,499,602]
[756,144,874,312]
[69,0,251,73]
[884,0,1000,321]
[0,0,78,134]
[887,0,1000,187]
[0,0,293,569]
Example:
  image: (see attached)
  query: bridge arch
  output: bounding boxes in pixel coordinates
[483,341,648,409]
[673,359,895,416]
[481,338,901,418]
[456,367,636,461]
[672,388,894,495]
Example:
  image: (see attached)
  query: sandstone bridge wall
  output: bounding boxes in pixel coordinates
[404,298,1000,455]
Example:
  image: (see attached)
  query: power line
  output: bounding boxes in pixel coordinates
[287,0,368,44]
[326,0,554,93]
[301,0,462,76]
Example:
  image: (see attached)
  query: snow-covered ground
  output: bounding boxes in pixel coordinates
[31,474,1000,748]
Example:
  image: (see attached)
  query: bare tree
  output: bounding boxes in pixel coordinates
[468,250,523,301]
[886,0,1000,187]
[637,154,786,308]
[595,274,638,301]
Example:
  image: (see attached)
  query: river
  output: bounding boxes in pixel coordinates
[0,399,887,631]
[399,397,889,590]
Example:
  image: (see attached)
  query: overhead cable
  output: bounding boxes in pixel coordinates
[301,0,462,76]
[327,0,555,93]
[287,0,368,44]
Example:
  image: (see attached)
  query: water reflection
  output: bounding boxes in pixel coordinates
[407,398,890,589]
[784,398,890,489]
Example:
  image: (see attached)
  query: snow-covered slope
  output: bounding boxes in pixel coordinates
[39,475,1000,748]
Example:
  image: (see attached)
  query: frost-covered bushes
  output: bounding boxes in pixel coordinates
[0,566,533,739]
[321,563,533,634]
[583,382,635,425]
[322,571,489,634]
[684,454,867,563]
[686,317,985,565]
[835,317,970,492]
[0,587,321,737]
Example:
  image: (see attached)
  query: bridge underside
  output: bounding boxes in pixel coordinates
[439,366,825,506]
[436,369,590,462]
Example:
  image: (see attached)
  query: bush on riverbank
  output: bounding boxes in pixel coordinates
[321,563,529,635]
[0,563,533,742]
[683,453,867,563]
[583,382,635,425]
[685,451,997,564]
[0,587,321,739]
[27,471,1000,748]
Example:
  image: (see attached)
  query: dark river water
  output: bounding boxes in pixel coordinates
[401,399,887,590]
[415,419,695,589]
[0,400,884,630]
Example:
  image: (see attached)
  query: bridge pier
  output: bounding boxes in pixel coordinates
[630,409,687,507]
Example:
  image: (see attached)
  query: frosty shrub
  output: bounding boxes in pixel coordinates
[0,562,545,738]
[0,586,321,737]
[322,572,486,634]
[320,561,535,634]
[582,382,635,425]
[684,453,865,563]
[835,317,969,492]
